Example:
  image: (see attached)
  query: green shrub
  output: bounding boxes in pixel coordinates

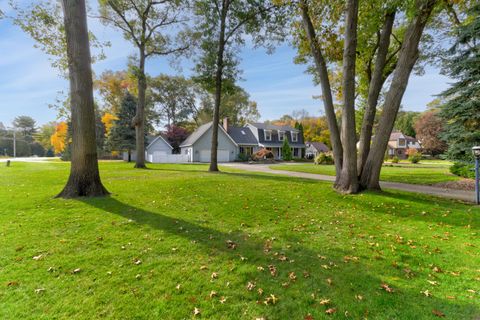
[237,153,249,162]
[282,138,292,161]
[314,153,334,165]
[408,153,422,164]
[391,156,399,164]
[450,162,475,179]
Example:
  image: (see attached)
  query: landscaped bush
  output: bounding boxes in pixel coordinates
[391,156,399,164]
[253,148,274,161]
[450,162,475,179]
[237,153,249,162]
[406,149,422,164]
[314,152,334,165]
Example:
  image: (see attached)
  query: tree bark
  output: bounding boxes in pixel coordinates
[134,49,147,168]
[357,11,395,176]
[209,0,229,172]
[336,0,360,194]
[299,0,343,183]
[360,0,437,190]
[57,0,109,198]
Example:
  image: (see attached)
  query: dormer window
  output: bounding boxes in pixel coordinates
[265,130,272,141]
[291,132,298,143]
[398,138,406,147]
[278,131,285,141]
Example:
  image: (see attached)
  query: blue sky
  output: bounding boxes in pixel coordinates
[0,4,452,128]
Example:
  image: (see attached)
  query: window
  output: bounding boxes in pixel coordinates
[291,132,298,142]
[265,130,272,141]
[398,138,406,147]
[278,131,285,141]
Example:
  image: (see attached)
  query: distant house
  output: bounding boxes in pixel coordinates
[123,135,174,163]
[179,119,306,162]
[387,132,421,159]
[305,141,330,159]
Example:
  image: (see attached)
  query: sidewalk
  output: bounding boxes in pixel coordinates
[222,163,476,203]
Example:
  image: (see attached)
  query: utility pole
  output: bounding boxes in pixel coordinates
[13,128,16,158]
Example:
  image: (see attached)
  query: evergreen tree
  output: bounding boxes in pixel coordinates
[282,138,292,161]
[440,4,480,162]
[109,92,137,162]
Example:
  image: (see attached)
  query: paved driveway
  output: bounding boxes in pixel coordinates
[222,163,476,203]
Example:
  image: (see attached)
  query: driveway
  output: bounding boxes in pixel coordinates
[222,163,476,203]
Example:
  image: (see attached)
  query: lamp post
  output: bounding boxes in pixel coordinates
[473,146,480,205]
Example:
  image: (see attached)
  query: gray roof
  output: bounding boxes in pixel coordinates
[179,122,212,147]
[227,127,258,145]
[249,122,300,132]
[147,134,173,149]
[307,141,330,152]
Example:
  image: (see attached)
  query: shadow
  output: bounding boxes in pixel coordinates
[77,196,479,319]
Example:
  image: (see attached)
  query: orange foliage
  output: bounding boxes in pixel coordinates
[50,122,68,154]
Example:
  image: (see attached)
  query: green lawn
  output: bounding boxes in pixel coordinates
[1,162,479,319]
[271,163,461,185]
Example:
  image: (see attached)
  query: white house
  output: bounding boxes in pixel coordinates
[123,135,176,163]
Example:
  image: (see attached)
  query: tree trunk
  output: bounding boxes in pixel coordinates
[127,149,131,162]
[57,0,109,198]
[357,11,395,176]
[360,0,437,190]
[134,50,147,169]
[209,0,229,172]
[300,0,343,183]
[336,0,360,194]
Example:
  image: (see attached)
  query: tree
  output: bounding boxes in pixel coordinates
[193,0,286,172]
[51,122,68,154]
[440,3,480,162]
[56,0,108,198]
[297,0,439,192]
[108,92,137,161]
[282,138,292,161]
[34,122,56,154]
[150,75,197,127]
[165,125,190,154]
[395,111,420,137]
[195,84,260,127]
[414,110,447,156]
[13,115,37,141]
[95,70,137,114]
[98,0,190,169]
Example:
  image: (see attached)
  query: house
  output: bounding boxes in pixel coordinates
[387,131,422,159]
[179,119,306,162]
[305,141,330,159]
[123,135,174,163]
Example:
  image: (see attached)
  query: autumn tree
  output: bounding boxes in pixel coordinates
[50,122,68,154]
[56,0,109,198]
[98,0,190,168]
[95,70,137,114]
[193,0,286,172]
[414,111,447,156]
[34,122,56,151]
[165,125,190,154]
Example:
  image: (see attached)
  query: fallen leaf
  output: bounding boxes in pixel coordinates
[319,298,331,305]
[257,288,264,295]
[421,290,432,297]
[246,281,256,291]
[264,294,278,305]
[304,314,314,320]
[32,254,44,261]
[34,288,45,294]
[268,265,277,277]
[326,278,333,286]
[209,290,217,298]
[432,309,445,317]
[133,259,142,265]
[355,294,363,301]
[211,272,218,280]
[6,281,19,287]
[380,283,394,293]
[219,296,227,304]
[199,265,207,270]
[288,272,297,281]
[72,268,81,274]
[325,308,336,315]
[226,240,237,250]
[193,307,201,316]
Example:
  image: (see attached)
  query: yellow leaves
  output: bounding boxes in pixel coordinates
[210,272,218,280]
[50,121,68,154]
[72,268,81,274]
[263,294,279,305]
[319,298,331,305]
[421,289,432,297]
[209,290,217,298]
[246,281,256,291]
[101,112,118,135]
[193,307,201,316]
[325,308,337,315]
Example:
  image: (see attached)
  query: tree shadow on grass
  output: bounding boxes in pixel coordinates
[79,196,479,319]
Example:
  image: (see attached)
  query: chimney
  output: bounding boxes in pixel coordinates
[223,117,228,131]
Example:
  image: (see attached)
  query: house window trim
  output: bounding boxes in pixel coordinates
[264,130,272,141]
[278,130,285,141]
[291,131,298,143]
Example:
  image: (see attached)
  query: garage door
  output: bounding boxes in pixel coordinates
[199,150,230,163]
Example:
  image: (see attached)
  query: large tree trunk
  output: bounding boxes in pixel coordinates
[336,0,360,194]
[360,0,437,190]
[300,0,343,183]
[357,11,395,176]
[209,0,229,172]
[57,0,109,198]
[134,50,147,168]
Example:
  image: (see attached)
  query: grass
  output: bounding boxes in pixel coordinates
[0,161,479,319]
[271,163,461,185]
